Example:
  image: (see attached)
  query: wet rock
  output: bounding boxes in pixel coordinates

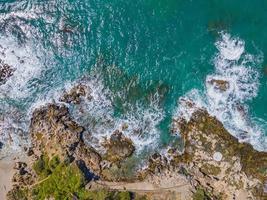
[103,130,135,162]
[59,84,91,104]
[0,60,15,85]
[207,20,229,37]
[207,78,230,91]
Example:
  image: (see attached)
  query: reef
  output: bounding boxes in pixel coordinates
[5,85,267,200]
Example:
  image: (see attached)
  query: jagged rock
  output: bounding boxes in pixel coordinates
[26,147,34,156]
[29,103,105,176]
[172,108,267,199]
[103,130,135,162]
[75,141,102,173]
[0,60,15,85]
[12,169,36,186]
[30,104,84,159]
[59,84,91,104]
[207,78,230,91]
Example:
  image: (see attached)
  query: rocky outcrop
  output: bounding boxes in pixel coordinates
[0,60,15,85]
[207,78,230,91]
[59,84,92,104]
[7,102,140,199]
[30,104,84,160]
[102,130,135,163]
[7,98,267,199]
[171,107,267,199]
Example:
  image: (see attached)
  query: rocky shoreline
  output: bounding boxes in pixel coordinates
[3,84,267,200]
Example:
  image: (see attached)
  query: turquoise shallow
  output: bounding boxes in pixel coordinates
[0,0,266,154]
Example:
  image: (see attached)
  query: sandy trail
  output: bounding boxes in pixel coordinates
[0,156,16,200]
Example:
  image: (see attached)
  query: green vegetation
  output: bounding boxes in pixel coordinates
[32,154,52,178]
[192,188,212,200]
[14,154,134,200]
[31,161,86,200]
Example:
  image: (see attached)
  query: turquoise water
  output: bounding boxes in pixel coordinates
[0,0,267,154]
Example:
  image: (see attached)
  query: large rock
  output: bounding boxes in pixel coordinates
[103,130,135,162]
[171,108,267,199]
[207,78,230,91]
[30,104,83,159]
[75,141,102,173]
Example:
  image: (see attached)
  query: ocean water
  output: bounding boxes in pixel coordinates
[0,0,267,156]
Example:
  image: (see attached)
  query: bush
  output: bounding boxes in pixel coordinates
[32,154,51,178]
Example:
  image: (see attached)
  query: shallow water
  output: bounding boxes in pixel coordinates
[0,0,266,155]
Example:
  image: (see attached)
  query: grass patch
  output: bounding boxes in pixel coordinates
[29,154,133,200]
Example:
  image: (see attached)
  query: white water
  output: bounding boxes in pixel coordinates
[64,73,164,153]
[175,33,267,151]
[28,66,164,154]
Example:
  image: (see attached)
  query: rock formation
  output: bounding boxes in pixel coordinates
[102,130,135,163]
[59,84,92,104]
[0,60,15,85]
[6,95,267,199]
[170,107,267,199]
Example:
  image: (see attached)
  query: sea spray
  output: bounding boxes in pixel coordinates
[175,33,267,151]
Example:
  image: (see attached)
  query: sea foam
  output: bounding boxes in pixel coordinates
[175,33,267,151]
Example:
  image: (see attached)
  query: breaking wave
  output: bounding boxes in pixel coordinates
[175,33,267,151]
[29,66,165,154]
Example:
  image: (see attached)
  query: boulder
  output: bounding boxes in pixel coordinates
[75,141,102,173]
[207,78,230,91]
[59,84,91,104]
[103,130,135,162]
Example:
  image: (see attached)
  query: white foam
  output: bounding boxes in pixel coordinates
[174,33,267,151]
[0,36,44,98]
[215,33,245,61]
[29,70,164,154]
[0,105,29,157]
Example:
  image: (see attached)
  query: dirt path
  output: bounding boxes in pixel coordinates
[94,181,190,192]
[92,172,192,200]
